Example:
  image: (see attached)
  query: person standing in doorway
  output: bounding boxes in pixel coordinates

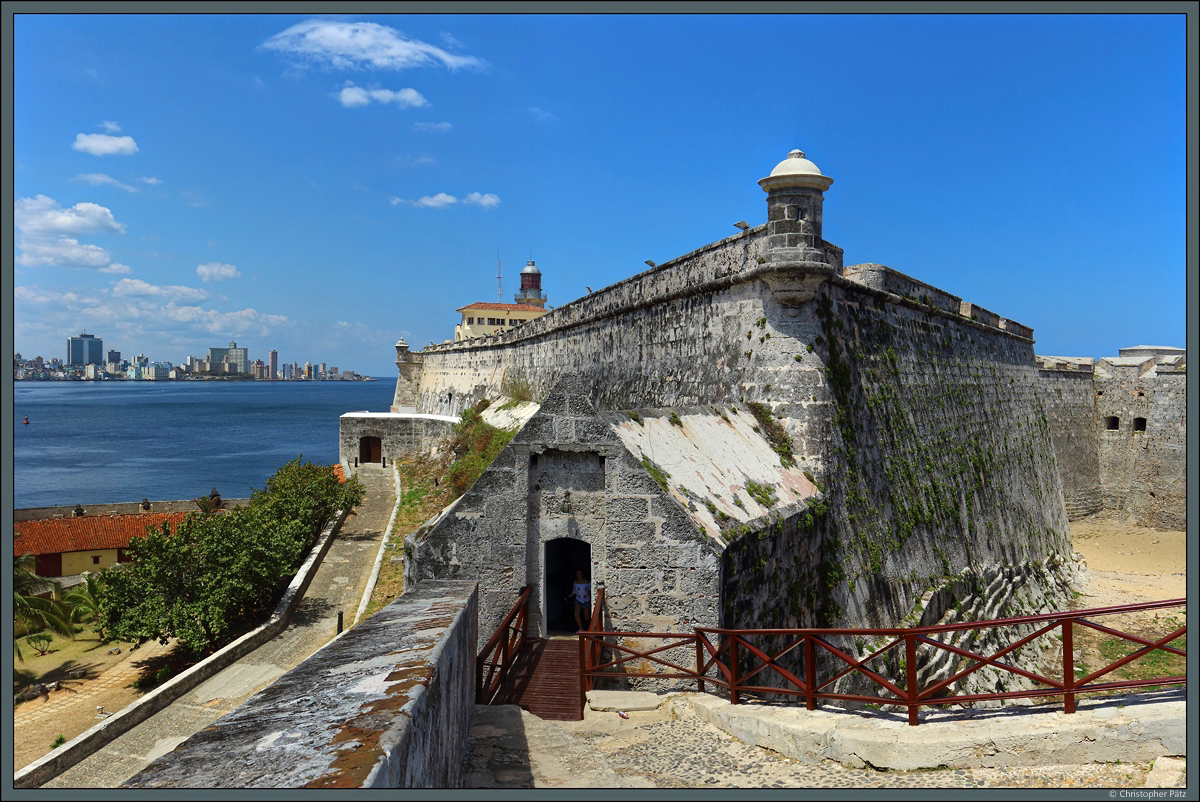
[565,569,591,631]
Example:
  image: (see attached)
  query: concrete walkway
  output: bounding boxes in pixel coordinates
[466,690,1188,789]
[39,467,397,789]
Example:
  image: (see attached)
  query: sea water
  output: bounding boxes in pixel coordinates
[11,380,396,509]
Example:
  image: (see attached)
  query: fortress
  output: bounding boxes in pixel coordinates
[341,149,1184,692]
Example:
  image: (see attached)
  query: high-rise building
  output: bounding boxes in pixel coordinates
[207,341,249,374]
[268,349,278,380]
[67,333,104,366]
[107,349,121,364]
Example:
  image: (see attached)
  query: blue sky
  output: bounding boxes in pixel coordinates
[10,12,1188,378]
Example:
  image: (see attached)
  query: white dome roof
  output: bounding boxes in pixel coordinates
[520,260,541,274]
[759,149,833,192]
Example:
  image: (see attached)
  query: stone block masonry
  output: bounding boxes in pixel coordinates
[404,378,723,653]
[338,411,457,471]
[1094,358,1186,530]
[1037,361,1102,520]
[1034,351,1186,528]
[122,581,478,789]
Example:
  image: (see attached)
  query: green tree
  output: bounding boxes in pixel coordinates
[13,554,74,661]
[97,459,365,655]
[64,571,107,639]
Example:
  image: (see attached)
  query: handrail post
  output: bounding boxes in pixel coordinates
[1062,618,1075,714]
[728,635,740,706]
[579,631,588,718]
[804,634,817,711]
[905,632,919,726]
[695,633,705,693]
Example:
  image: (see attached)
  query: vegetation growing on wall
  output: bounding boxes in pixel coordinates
[500,372,536,405]
[746,402,796,468]
[639,456,671,493]
[446,401,517,494]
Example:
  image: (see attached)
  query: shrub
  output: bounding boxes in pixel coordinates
[25,632,53,656]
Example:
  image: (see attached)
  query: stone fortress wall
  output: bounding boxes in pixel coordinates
[1035,359,1104,520]
[393,149,1094,694]
[1036,349,1186,530]
[1093,349,1186,530]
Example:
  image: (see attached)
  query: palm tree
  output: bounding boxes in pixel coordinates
[13,554,74,661]
[64,571,107,640]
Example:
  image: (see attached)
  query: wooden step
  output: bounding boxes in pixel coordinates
[493,638,582,721]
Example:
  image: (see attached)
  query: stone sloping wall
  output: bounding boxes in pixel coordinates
[404,378,723,648]
[122,581,478,789]
[722,279,1076,678]
[1036,367,1102,520]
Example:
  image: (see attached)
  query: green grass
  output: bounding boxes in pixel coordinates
[1096,633,1186,684]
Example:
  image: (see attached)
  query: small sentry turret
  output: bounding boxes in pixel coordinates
[758,149,833,264]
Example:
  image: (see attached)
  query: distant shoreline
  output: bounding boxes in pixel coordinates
[13,377,380,383]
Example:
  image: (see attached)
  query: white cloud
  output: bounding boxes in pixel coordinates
[529,107,558,122]
[196,262,242,283]
[396,191,500,209]
[75,173,138,192]
[16,238,111,268]
[14,195,127,268]
[16,195,126,236]
[160,303,288,334]
[412,121,452,133]
[15,285,290,353]
[99,262,133,275]
[462,192,500,208]
[336,81,428,109]
[411,192,457,208]
[138,176,162,186]
[100,120,121,133]
[112,278,209,302]
[261,19,484,71]
[72,133,139,156]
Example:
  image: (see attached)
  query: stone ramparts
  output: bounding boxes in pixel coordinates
[121,581,478,789]
[1037,364,1102,520]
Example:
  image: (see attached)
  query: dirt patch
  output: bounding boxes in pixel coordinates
[1048,518,1187,701]
[13,685,146,771]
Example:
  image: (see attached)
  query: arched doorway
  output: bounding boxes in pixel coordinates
[543,537,591,635]
[358,436,382,464]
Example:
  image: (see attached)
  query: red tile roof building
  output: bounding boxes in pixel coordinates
[13,512,191,578]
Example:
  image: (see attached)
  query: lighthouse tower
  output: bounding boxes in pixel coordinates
[514,260,547,308]
[758,149,833,265]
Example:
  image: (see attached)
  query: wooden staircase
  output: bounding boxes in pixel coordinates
[492,637,582,721]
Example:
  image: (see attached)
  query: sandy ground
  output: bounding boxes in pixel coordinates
[11,518,1188,776]
[1069,518,1187,606]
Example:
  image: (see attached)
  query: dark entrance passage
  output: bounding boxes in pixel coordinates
[358,436,382,464]
[544,537,591,634]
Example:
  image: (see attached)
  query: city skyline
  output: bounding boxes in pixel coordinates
[16,329,363,380]
[11,12,1188,377]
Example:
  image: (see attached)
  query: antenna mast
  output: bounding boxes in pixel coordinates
[497,249,502,302]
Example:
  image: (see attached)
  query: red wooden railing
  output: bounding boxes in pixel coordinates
[579,598,1185,725]
[578,587,607,714]
[476,586,532,704]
